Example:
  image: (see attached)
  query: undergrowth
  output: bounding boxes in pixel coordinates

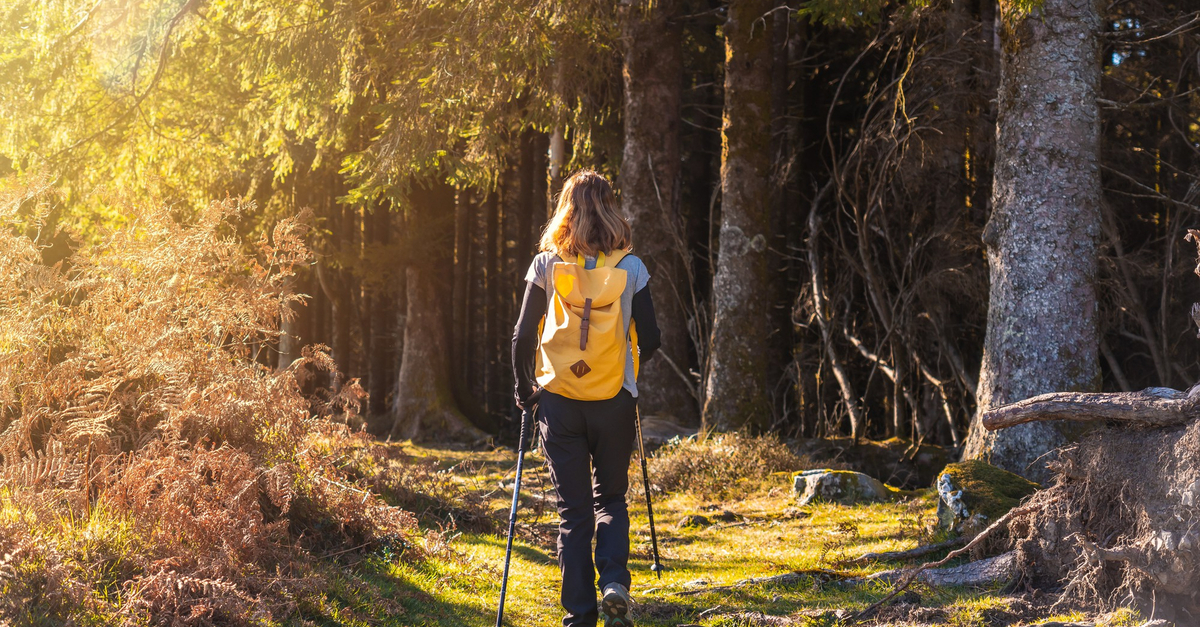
[644,432,827,498]
[0,188,440,625]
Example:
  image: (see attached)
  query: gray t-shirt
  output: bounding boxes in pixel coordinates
[525,250,650,398]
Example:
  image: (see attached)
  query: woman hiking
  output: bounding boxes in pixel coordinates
[511,169,661,627]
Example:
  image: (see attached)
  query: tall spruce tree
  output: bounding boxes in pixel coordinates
[963,0,1103,482]
[619,0,698,424]
[703,0,775,431]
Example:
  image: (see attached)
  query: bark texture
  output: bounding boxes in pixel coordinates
[983,387,1199,431]
[390,266,483,441]
[703,0,775,432]
[963,0,1103,483]
[619,0,697,424]
[863,552,1016,588]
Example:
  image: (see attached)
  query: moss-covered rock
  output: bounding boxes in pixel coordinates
[792,437,952,488]
[935,460,1039,530]
[794,469,910,505]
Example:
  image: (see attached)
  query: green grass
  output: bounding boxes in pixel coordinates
[285,443,1062,627]
[12,444,1135,626]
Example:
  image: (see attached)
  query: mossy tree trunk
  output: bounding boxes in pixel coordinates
[619,0,698,424]
[963,0,1102,483]
[703,0,775,432]
[390,181,486,441]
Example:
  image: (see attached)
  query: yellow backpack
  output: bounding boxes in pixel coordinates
[535,250,640,401]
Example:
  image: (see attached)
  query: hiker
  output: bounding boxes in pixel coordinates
[511,169,661,627]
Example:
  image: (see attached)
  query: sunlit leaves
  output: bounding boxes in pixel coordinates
[2,0,619,232]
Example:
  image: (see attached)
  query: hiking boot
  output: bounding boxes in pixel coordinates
[600,582,633,627]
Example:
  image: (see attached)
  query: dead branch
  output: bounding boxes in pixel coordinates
[805,180,865,439]
[982,388,1199,431]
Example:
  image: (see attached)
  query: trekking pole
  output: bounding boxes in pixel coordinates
[495,397,536,627]
[634,404,664,579]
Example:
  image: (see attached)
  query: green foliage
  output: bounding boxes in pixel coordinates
[1001,0,1046,19]
[0,0,619,241]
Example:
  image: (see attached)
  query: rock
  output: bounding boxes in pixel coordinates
[638,416,699,450]
[676,514,712,529]
[793,469,900,505]
[935,460,1039,530]
[792,437,952,488]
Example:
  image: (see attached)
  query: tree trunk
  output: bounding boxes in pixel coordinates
[314,253,353,389]
[517,130,537,262]
[703,0,775,432]
[466,187,489,416]
[532,133,550,241]
[367,207,394,424]
[549,57,568,207]
[453,189,474,391]
[389,181,483,441]
[500,164,520,424]
[963,0,1102,483]
[619,0,698,424]
[314,203,356,385]
[278,268,309,371]
[390,265,485,441]
[484,188,501,416]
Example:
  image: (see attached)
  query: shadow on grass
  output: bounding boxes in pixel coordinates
[459,533,557,566]
[295,556,496,627]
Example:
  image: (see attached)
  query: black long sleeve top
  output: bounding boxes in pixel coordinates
[511,281,661,409]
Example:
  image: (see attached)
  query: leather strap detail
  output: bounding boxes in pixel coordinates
[579,297,592,350]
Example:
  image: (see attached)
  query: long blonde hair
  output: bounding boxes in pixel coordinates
[539,170,632,259]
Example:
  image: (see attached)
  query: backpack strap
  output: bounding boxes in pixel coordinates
[571,249,630,268]
[604,249,629,268]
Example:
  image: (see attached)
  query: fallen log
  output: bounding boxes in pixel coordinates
[854,551,1015,587]
[981,387,1199,431]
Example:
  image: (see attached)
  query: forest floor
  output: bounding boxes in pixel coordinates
[297,443,1145,627]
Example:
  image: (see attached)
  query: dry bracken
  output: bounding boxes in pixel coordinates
[0,188,422,625]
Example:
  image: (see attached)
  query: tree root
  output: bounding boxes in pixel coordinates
[848,498,1057,623]
[982,388,1199,431]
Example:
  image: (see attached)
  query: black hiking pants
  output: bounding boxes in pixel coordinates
[538,388,637,627]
